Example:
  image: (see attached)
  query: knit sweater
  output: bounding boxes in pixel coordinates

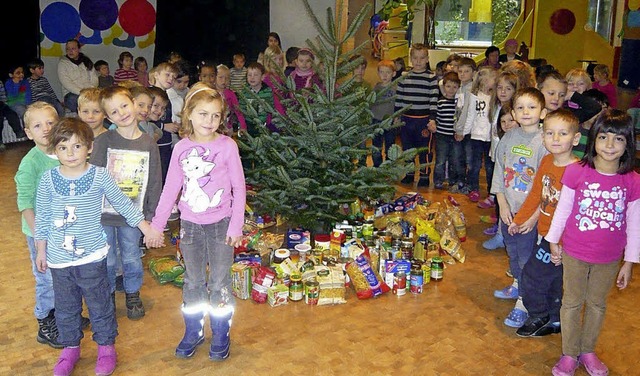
[57,56,98,96]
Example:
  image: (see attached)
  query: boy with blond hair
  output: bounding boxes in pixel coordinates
[78,87,107,138]
[371,59,397,167]
[393,43,439,186]
[508,108,581,337]
[230,53,248,93]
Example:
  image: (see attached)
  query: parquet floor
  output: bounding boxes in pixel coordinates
[2,140,639,376]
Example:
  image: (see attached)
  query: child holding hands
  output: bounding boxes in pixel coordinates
[146,83,246,361]
[34,118,162,376]
[546,109,640,376]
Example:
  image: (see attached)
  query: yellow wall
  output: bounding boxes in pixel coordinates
[532,0,615,75]
[469,0,492,23]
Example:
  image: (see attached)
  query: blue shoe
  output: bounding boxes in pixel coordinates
[494,285,519,299]
[504,308,529,328]
[483,233,504,250]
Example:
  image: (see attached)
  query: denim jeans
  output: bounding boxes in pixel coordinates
[104,225,143,294]
[26,236,55,319]
[179,218,235,309]
[433,134,463,185]
[50,259,118,346]
[400,116,434,178]
[520,237,563,322]
[500,221,537,283]
[63,93,79,113]
[467,139,493,192]
[371,122,397,167]
[560,253,620,357]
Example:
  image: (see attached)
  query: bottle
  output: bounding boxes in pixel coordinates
[431,256,444,281]
[289,274,303,301]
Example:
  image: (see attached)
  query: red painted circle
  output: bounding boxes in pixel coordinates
[549,9,576,35]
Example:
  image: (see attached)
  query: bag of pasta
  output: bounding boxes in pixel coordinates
[345,254,390,299]
[445,200,467,242]
[439,227,466,263]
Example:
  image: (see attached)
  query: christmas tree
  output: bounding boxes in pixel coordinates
[238,0,421,231]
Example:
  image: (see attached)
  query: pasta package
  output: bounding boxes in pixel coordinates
[439,228,466,263]
[415,218,441,243]
[345,255,390,299]
[316,265,347,305]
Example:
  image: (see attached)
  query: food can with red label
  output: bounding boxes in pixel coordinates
[393,271,406,296]
[304,281,319,305]
[410,269,423,294]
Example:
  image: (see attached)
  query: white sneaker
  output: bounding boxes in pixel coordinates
[169,204,180,221]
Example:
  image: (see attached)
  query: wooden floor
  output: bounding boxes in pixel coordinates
[2,140,639,376]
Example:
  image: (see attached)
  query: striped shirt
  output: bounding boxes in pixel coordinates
[27,76,59,101]
[435,97,457,136]
[114,68,139,83]
[394,70,439,118]
[230,67,247,93]
[34,165,144,268]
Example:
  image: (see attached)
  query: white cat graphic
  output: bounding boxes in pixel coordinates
[181,148,224,213]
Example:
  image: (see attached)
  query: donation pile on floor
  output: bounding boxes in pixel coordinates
[148,192,469,307]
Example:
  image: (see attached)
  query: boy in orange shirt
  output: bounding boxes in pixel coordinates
[507,109,581,337]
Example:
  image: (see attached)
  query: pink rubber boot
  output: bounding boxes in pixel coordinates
[95,344,117,376]
[53,347,80,376]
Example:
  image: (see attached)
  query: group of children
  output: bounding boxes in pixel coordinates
[11,34,639,376]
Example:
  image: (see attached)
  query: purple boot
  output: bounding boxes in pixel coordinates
[53,347,80,376]
[95,345,117,376]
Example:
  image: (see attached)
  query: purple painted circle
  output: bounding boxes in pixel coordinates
[79,0,119,31]
[549,9,576,35]
[41,2,81,43]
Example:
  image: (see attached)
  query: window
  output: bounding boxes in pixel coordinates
[587,0,614,42]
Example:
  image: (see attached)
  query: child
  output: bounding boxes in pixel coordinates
[134,56,150,87]
[1,81,26,148]
[197,60,217,88]
[168,60,192,129]
[95,60,115,88]
[349,54,371,93]
[239,62,281,138]
[146,83,246,360]
[482,71,520,249]
[113,51,139,83]
[393,57,405,81]
[591,64,617,109]
[27,58,65,116]
[371,59,397,167]
[507,109,581,338]
[451,57,477,192]
[14,102,64,348]
[88,86,162,320]
[289,48,323,91]
[546,109,639,376]
[130,85,162,141]
[565,68,591,96]
[445,53,461,73]
[216,64,246,135]
[394,43,439,187]
[5,64,32,120]
[230,53,248,93]
[491,87,549,328]
[455,66,498,202]
[284,46,300,77]
[498,38,522,64]
[34,117,161,376]
[150,62,180,184]
[78,87,108,138]
[428,71,462,190]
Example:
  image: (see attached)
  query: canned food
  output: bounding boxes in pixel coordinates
[304,281,319,305]
[393,271,406,296]
[431,257,444,282]
[289,274,303,301]
[410,269,423,294]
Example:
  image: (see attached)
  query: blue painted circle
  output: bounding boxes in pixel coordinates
[40,2,81,43]
[628,10,640,27]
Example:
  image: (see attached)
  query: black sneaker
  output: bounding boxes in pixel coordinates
[516,315,550,337]
[37,310,64,349]
[125,291,145,320]
[531,321,561,337]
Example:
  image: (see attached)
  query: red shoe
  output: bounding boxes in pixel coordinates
[468,190,480,203]
[447,195,460,207]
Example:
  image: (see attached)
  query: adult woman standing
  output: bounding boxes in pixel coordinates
[57,39,98,113]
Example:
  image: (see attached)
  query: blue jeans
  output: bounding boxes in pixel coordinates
[371,121,397,167]
[179,218,235,309]
[520,237,563,322]
[104,225,143,294]
[400,116,434,178]
[27,236,55,319]
[50,259,118,346]
[500,221,537,283]
[63,93,79,113]
[467,139,493,192]
[434,134,463,185]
